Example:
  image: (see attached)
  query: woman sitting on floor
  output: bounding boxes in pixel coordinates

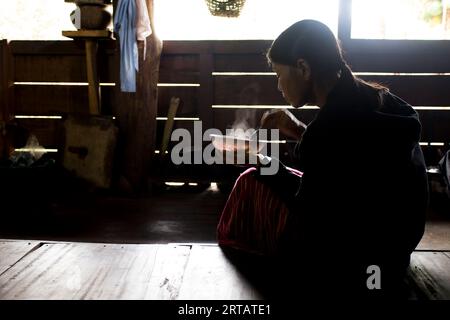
[217,20,428,299]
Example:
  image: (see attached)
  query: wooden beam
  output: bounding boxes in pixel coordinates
[0,40,14,124]
[338,0,352,42]
[0,40,8,123]
[199,53,214,129]
[112,35,162,193]
[85,40,100,114]
[9,40,115,56]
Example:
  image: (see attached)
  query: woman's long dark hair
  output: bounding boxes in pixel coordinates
[267,20,387,108]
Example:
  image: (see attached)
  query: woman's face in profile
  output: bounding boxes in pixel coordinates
[272,62,312,108]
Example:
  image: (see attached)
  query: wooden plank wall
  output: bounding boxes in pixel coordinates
[161,40,450,172]
[1,39,449,182]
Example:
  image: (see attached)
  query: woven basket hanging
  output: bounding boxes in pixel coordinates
[205,0,246,18]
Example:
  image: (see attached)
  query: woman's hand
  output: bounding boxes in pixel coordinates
[260,109,306,140]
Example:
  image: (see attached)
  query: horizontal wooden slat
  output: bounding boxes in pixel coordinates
[10,40,450,72]
[14,55,115,82]
[158,39,450,57]
[10,40,116,55]
[15,118,63,148]
[417,110,450,142]
[214,76,282,105]
[16,111,446,152]
[215,53,450,74]
[159,54,200,84]
[14,85,114,115]
[213,108,318,131]
[213,107,449,141]
[215,74,450,107]
[342,39,450,73]
[342,39,450,57]
[157,86,199,117]
[360,75,450,106]
[161,40,272,55]
[160,54,199,72]
[215,54,271,72]
[347,53,450,73]
[158,71,199,84]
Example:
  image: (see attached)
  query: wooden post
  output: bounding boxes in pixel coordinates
[0,39,13,123]
[113,34,162,193]
[338,0,353,43]
[62,30,112,115]
[0,40,7,123]
[0,39,14,159]
[111,0,162,193]
[199,52,214,130]
[85,39,101,115]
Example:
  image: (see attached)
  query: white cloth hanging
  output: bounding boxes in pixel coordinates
[135,0,153,59]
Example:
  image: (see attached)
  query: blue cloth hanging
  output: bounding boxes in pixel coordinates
[114,0,138,92]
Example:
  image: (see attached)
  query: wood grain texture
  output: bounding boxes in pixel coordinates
[213,108,318,131]
[214,54,272,72]
[157,86,199,117]
[214,74,450,107]
[10,40,116,56]
[418,110,450,142]
[214,52,450,74]
[177,245,263,300]
[0,40,7,122]
[0,241,41,276]
[160,54,199,73]
[14,85,114,115]
[214,75,282,106]
[112,35,161,192]
[62,30,112,39]
[0,40,13,123]
[409,251,450,300]
[1,240,449,300]
[14,54,115,83]
[0,243,190,300]
[15,118,63,148]
[346,52,450,73]
[159,54,199,83]
[360,75,450,106]
[144,245,191,300]
[198,53,214,130]
[85,40,100,114]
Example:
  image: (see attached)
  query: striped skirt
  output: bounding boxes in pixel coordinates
[217,166,303,256]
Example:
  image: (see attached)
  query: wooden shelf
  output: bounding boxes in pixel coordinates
[62,30,113,40]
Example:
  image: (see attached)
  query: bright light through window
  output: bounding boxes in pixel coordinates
[154,0,339,40]
[0,0,75,40]
[0,0,112,40]
[352,0,450,39]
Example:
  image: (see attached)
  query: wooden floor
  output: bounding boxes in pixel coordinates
[0,239,450,300]
[0,240,262,300]
[1,187,449,251]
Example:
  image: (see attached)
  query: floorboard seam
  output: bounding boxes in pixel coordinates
[0,242,45,278]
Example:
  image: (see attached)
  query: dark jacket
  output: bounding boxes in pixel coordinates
[290,77,428,297]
